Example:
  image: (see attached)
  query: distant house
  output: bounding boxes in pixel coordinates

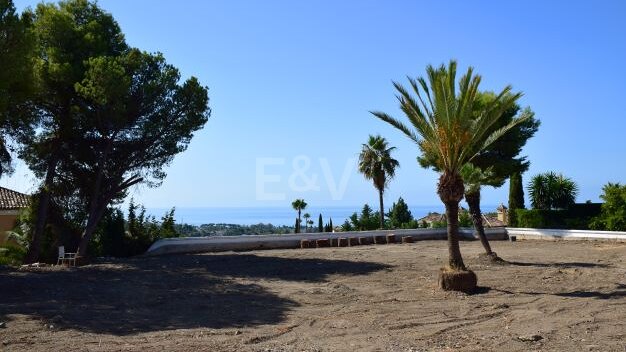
[417,205,507,228]
[0,187,30,244]
[417,212,445,227]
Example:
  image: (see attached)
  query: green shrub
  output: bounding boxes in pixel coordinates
[0,245,26,266]
[515,202,601,229]
[590,183,626,231]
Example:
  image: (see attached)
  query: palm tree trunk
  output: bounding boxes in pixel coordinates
[378,189,384,229]
[297,209,301,234]
[438,172,466,271]
[444,200,466,270]
[465,189,493,255]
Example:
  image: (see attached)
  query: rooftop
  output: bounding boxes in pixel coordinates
[0,187,30,210]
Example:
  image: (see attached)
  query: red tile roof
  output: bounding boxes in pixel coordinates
[0,187,30,210]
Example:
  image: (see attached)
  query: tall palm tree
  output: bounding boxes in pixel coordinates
[291,199,307,233]
[358,135,400,229]
[303,213,311,232]
[372,60,529,291]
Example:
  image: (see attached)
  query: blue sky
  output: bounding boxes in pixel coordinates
[5,0,626,211]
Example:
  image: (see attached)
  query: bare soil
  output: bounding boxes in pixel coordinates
[1,240,625,351]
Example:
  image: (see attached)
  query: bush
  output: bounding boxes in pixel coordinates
[0,244,26,266]
[590,183,626,231]
[514,202,601,229]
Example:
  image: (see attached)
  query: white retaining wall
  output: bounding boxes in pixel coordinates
[145,227,506,256]
[506,227,626,242]
[145,227,626,256]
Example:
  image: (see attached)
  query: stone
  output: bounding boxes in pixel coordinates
[386,234,396,244]
[348,237,359,246]
[517,334,543,342]
[300,239,311,249]
[316,239,330,248]
[373,235,387,244]
[401,236,414,244]
[0,322,5,328]
[358,237,371,245]
[338,238,349,247]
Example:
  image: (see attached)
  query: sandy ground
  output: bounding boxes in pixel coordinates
[1,240,625,352]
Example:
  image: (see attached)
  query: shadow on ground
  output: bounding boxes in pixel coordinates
[503,260,610,269]
[0,253,389,335]
[488,283,626,300]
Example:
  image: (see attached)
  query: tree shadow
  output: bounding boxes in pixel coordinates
[503,260,610,269]
[488,283,626,300]
[0,253,389,336]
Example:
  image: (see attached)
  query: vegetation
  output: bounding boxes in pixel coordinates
[174,223,293,237]
[358,135,400,229]
[528,172,578,210]
[508,172,525,227]
[303,213,311,232]
[387,197,420,229]
[347,204,379,231]
[371,61,528,261]
[318,214,323,232]
[590,183,626,231]
[372,60,530,291]
[416,89,539,258]
[0,0,35,178]
[515,203,601,229]
[291,199,307,233]
[15,0,210,263]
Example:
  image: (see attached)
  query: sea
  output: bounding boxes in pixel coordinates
[141,205,497,227]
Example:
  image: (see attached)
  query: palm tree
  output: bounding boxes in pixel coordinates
[291,199,307,233]
[528,172,578,210]
[358,135,400,229]
[303,213,311,232]
[372,60,530,292]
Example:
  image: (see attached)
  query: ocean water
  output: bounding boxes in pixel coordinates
[145,205,458,226]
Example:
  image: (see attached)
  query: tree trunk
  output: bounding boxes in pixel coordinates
[437,172,466,271]
[76,202,109,258]
[465,188,493,255]
[77,174,143,258]
[23,157,58,264]
[378,188,384,229]
[297,209,301,233]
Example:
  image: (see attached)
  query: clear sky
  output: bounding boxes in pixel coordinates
[5,0,626,211]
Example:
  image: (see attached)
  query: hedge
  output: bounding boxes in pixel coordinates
[514,203,602,230]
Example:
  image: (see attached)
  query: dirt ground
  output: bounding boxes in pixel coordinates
[1,240,625,352]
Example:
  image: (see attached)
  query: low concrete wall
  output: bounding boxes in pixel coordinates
[506,227,626,242]
[146,227,507,256]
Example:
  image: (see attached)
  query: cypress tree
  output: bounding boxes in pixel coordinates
[318,214,323,232]
[508,172,525,226]
[329,218,333,232]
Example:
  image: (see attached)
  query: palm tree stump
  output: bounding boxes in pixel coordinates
[386,234,396,244]
[401,236,414,244]
[316,239,330,248]
[338,238,349,247]
[373,235,386,244]
[300,239,312,249]
[438,267,477,293]
[348,237,359,246]
[358,237,371,245]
